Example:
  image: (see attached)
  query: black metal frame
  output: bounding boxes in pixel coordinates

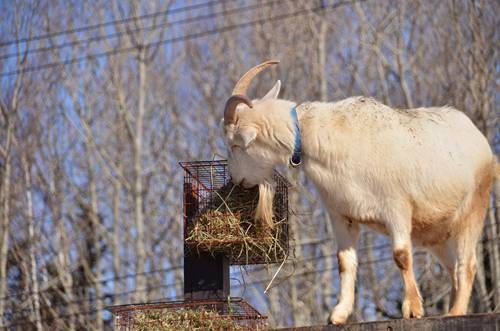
[180,159,290,298]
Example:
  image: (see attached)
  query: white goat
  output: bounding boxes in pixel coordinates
[223,60,497,324]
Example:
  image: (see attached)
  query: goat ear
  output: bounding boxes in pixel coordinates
[261,80,281,100]
[238,127,258,148]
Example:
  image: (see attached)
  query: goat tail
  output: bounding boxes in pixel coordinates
[494,155,500,184]
[496,158,500,181]
[492,156,500,203]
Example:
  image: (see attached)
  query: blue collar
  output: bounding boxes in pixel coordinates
[290,105,302,167]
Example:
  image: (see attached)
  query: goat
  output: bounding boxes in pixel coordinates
[222,60,497,324]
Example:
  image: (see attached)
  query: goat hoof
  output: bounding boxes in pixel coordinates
[445,309,466,317]
[329,309,349,325]
[402,298,424,319]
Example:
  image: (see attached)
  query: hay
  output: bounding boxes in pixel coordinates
[132,309,245,331]
[185,183,287,264]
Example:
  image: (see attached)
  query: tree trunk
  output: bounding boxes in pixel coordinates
[89,176,103,330]
[318,20,328,102]
[0,127,11,329]
[134,47,147,302]
[22,155,42,331]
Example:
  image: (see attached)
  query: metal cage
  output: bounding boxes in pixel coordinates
[109,297,267,330]
[180,160,290,265]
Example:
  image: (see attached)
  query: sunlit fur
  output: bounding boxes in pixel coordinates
[223,83,497,324]
[225,98,296,187]
[255,181,275,231]
[225,97,294,233]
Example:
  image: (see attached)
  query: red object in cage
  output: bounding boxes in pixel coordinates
[108,297,268,330]
[180,159,290,265]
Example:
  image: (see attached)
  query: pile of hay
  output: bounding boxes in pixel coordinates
[132,309,245,331]
[185,183,287,264]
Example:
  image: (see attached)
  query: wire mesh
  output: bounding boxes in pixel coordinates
[180,159,290,264]
[109,297,268,330]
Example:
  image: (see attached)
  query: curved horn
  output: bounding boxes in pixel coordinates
[224,94,252,125]
[232,60,280,95]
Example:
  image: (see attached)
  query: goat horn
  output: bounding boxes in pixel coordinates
[232,60,280,95]
[224,60,279,125]
[224,94,253,125]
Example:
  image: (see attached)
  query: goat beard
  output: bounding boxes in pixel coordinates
[255,181,275,233]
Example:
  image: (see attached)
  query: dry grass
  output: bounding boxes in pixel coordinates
[185,183,287,264]
[132,309,245,331]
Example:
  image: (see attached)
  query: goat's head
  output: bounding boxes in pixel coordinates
[223,60,294,188]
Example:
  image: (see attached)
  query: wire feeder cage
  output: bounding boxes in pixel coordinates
[109,297,268,331]
[180,160,290,265]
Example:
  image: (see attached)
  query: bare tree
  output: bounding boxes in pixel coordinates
[0,0,498,329]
